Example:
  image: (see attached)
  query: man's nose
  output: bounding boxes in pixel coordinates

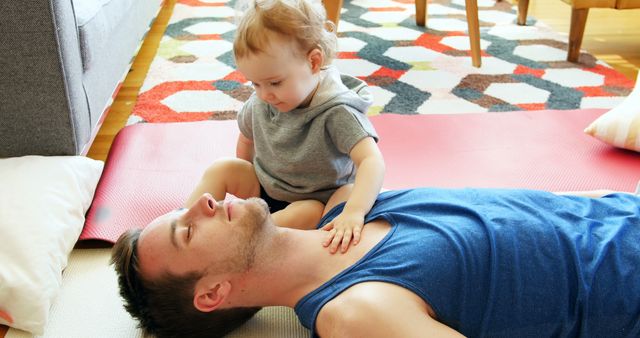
[196,193,217,216]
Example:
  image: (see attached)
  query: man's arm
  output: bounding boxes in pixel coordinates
[316,282,465,338]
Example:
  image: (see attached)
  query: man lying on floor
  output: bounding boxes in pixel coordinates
[111,181,640,338]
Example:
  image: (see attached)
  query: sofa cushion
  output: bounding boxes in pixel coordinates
[78,0,163,147]
[73,0,134,72]
[72,0,112,23]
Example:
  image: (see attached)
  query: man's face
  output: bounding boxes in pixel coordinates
[136,194,271,280]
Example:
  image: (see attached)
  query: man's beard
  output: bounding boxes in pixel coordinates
[242,197,270,235]
[212,197,271,274]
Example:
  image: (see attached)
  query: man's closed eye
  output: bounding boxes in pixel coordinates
[186,223,193,243]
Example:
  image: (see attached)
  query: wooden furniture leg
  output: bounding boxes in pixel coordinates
[517,0,530,25]
[465,0,482,67]
[567,7,588,62]
[324,0,343,29]
[415,0,427,26]
[322,0,481,67]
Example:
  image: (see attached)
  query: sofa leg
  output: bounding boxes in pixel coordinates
[517,0,529,25]
[567,7,589,62]
[324,0,343,30]
[415,0,427,26]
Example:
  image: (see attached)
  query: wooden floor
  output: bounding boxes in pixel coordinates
[85,0,637,162]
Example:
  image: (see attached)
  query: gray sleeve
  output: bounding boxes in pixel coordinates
[237,96,255,140]
[326,107,379,155]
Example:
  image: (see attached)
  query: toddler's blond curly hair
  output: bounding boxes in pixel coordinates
[233,0,337,66]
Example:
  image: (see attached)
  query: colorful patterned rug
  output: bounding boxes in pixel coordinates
[128,0,634,124]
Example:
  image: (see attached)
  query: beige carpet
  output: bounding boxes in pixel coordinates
[6,248,308,338]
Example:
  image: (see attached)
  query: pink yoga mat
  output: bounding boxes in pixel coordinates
[376,109,639,191]
[81,109,640,243]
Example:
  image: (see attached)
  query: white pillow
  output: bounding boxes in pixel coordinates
[0,156,103,335]
[584,73,640,152]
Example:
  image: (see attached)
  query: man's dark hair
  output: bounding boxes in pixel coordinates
[110,229,261,338]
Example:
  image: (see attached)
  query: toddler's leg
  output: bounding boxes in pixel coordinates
[185,158,261,207]
[273,199,325,230]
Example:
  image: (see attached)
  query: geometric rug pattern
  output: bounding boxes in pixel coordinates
[129,0,635,124]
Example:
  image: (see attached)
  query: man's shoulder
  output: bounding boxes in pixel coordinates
[317,282,433,336]
[315,283,377,337]
[318,282,396,319]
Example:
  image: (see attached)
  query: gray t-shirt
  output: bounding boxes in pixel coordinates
[237,66,377,203]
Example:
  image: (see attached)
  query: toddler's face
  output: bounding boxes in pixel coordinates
[237,40,320,113]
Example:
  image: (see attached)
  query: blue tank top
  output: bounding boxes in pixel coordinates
[294,188,640,337]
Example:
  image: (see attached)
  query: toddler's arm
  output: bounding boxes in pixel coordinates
[236,133,255,162]
[322,137,385,253]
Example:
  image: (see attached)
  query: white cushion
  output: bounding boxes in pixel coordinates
[584,73,640,152]
[0,156,103,335]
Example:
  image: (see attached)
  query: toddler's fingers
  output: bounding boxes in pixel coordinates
[352,227,362,245]
[322,228,336,247]
[340,230,353,253]
[329,231,343,254]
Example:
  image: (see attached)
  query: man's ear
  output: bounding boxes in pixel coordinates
[308,48,324,74]
[193,280,232,313]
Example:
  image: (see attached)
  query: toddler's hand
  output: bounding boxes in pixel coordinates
[321,211,364,254]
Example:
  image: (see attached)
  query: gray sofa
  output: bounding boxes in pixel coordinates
[0,0,163,157]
